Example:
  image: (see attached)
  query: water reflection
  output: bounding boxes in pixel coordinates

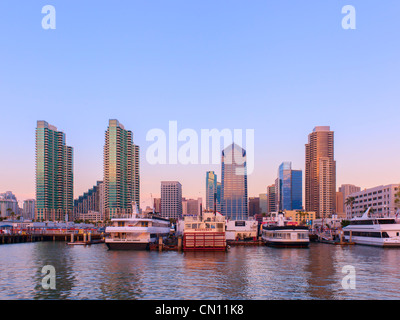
[1,242,400,299]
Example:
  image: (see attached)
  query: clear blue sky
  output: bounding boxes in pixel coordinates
[1,0,399,208]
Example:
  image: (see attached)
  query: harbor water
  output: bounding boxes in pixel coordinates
[1,242,400,300]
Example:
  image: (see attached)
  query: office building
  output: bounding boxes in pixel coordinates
[267,184,277,213]
[259,193,268,214]
[206,171,218,211]
[161,181,182,220]
[346,184,400,219]
[249,197,260,216]
[104,119,140,218]
[339,184,361,218]
[153,198,161,213]
[336,191,345,217]
[305,126,336,218]
[276,162,303,211]
[23,199,35,220]
[221,143,248,220]
[182,198,202,216]
[35,121,73,221]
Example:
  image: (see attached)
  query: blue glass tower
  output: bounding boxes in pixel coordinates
[221,144,248,220]
[277,162,302,211]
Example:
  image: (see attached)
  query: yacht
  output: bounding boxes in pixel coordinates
[262,213,310,248]
[105,202,171,250]
[343,208,400,247]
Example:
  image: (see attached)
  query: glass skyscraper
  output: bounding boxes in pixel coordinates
[104,119,139,218]
[277,162,303,211]
[206,171,217,211]
[221,143,248,221]
[35,121,73,221]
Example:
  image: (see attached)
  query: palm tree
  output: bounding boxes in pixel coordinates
[395,185,400,211]
[345,196,355,210]
[297,211,307,225]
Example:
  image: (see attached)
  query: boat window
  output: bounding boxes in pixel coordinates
[378,220,396,225]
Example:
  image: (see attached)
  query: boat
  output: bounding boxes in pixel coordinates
[105,202,171,250]
[342,207,400,247]
[178,211,227,251]
[261,212,310,248]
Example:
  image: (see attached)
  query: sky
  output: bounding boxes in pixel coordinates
[0,0,399,209]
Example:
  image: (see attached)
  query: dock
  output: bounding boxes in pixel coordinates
[227,239,264,246]
[0,233,104,245]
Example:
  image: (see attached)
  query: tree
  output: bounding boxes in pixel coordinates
[297,211,307,225]
[395,185,400,210]
[345,196,355,210]
[341,220,350,228]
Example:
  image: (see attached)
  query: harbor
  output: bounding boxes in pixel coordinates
[2,240,400,300]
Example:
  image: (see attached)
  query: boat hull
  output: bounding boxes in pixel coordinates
[264,241,309,248]
[105,242,150,250]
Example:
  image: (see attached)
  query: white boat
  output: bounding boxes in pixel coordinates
[105,202,171,250]
[261,213,310,248]
[343,208,400,247]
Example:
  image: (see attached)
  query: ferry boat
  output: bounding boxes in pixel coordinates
[343,208,400,247]
[262,213,310,248]
[178,211,227,251]
[105,202,171,250]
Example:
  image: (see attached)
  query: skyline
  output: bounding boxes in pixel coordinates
[1,1,400,208]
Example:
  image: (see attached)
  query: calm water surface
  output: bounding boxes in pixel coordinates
[0,242,399,300]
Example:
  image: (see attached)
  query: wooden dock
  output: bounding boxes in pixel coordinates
[227,240,264,246]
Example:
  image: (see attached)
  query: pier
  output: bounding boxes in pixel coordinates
[0,232,104,245]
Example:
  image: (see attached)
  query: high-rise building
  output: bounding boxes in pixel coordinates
[153,198,161,213]
[0,192,19,218]
[259,193,268,214]
[305,126,336,218]
[249,197,260,216]
[336,191,345,217]
[206,171,218,211]
[276,162,303,211]
[267,184,276,213]
[35,121,73,221]
[338,184,361,217]
[161,181,182,220]
[104,119,140,218]
[221,143,248,220]
[23,199,35,220]
[182,198,202,216]
[216,182,222,213]
[73,181,104,219]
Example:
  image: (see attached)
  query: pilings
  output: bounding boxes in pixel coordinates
[177,236,182,252]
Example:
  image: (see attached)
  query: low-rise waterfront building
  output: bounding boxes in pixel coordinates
[346,184,400,219]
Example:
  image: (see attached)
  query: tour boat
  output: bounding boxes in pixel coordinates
[105,202,171,250]
[342,208,400,247]
[262,213,310,248]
